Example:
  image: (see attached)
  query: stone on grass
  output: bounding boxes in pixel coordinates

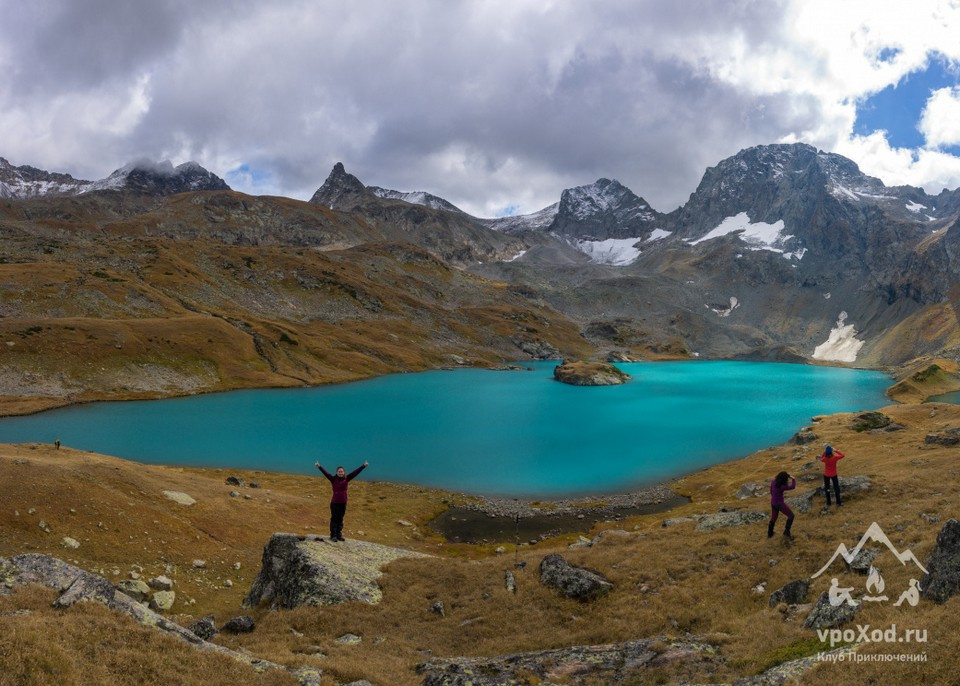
[162,490,196,506]
[148,575,173,591]
[768,579,810,608]
[222,615,255,633]
[226,476,245,486]
[694,511,766,531]
[61,537,80,550]
[539,554,613,601]
[116,579,151,602]
[429,601,445,617]
[189,616,219,641]
[803,591,859,629]
[335,633,362,645]
[734,483,765,499]
[852,412,890,432]
[149,590,176,612]
[786,475,872,514]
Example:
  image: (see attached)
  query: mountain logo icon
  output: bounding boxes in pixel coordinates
[811,522,927,608]
[811,522,928,579]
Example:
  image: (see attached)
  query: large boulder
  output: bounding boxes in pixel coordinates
[539,554,613,601]
[787,475,872,514]
[852,412,891,432]
[244,533,430,609]
[921,519,960,603]
[803,591,860,629]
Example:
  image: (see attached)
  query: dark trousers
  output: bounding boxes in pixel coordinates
[824,475,841,505]
[330,502,346,539]
[769,504,794,535]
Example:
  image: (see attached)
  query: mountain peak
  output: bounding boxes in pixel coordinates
[85,159,230,195]
[309,162,369,209]
[549,177,660,240]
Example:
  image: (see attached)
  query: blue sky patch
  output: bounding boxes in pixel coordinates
[854,54,960,150]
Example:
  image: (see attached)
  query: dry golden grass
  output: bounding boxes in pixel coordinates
[3,401,960,684]
[0,235,593,417]
[0,586,298,686]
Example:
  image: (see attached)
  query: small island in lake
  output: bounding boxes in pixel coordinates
[553,360,632,386]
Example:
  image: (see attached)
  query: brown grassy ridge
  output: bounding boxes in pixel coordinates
[3,401,960,684]
[0,233,593,417]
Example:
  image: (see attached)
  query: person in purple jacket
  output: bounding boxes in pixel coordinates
[768,471,796,539]
[315,460,368,541]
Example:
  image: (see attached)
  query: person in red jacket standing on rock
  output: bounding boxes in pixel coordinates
[819,445,845,507]
[315,460,368,541]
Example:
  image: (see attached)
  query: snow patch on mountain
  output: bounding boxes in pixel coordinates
[905,201,927,213]
[812,311,865,362]
[646,229,672,242]
[575,237,642,266]
[688,213,791,254]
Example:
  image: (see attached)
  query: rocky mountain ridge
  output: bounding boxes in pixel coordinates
[0,157,229,199]
[7,143,960,372]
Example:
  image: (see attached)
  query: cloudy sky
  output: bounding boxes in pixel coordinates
[3,0,960,216]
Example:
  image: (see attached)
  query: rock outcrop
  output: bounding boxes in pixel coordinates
[244,533,430,609]
[418,636,719,685]
[803,591,860,629]
[787,475,872,514]
[538,554,613,601]
[553,360,631,386]
[921,519,960,603]
[417,634,857,686]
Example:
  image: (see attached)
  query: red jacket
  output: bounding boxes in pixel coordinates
[318,464,366,504]
[819,450,845,477]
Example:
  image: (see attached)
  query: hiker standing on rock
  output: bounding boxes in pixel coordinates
[315,460,368,542]
[768,471,796,539]
[818,445,845,507]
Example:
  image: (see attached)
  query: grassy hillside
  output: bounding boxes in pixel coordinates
[0,202,593,416]
[3,401,960,684]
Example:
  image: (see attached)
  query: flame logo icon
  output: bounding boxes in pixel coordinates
[866,566,883,594]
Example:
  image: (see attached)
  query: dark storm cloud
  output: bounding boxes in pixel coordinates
[1,0,822,215]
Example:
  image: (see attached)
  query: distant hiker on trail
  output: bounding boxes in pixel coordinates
[768,471,796,539]
[819,445,845,507]
[315,460,368,542]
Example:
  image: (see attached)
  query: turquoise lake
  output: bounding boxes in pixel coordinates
[0,361,891,497]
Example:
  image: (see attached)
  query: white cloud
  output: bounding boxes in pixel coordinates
[2,1,960,213]
[836,131,960,195]
[920,86,960,148]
